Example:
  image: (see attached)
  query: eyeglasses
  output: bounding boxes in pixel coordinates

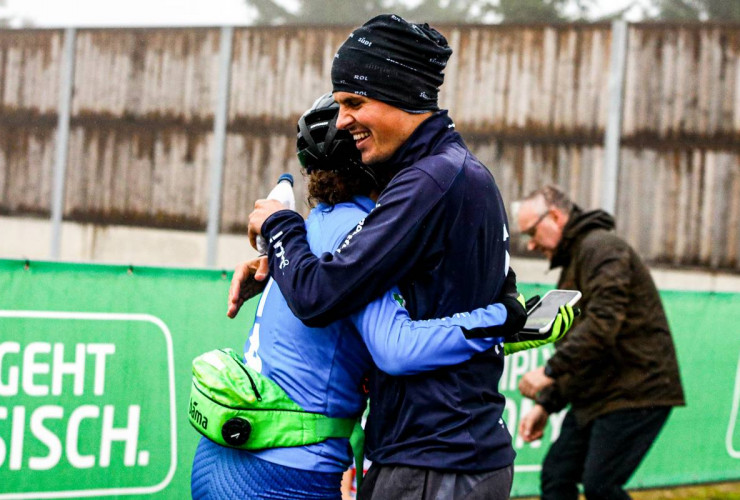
[521,211,550,238]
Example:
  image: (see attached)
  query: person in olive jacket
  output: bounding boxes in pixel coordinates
[515,185,685,500]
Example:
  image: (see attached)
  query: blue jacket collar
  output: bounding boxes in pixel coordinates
[381,110,460,171]
[353,195,376,212]
[316,195,375,214]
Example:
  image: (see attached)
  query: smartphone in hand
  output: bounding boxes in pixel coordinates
[521,289,582,336]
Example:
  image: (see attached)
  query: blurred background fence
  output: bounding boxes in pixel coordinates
[1,22,739,270]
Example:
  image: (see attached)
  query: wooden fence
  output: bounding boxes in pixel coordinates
[0,23,738,270]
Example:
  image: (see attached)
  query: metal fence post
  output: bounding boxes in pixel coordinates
[49,27,76,259]
[602,20,628,216]
[205,26,234,267]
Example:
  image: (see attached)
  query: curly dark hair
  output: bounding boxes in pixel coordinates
[307,168,377,207]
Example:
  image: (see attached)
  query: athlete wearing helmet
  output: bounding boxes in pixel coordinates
[191,95,549,499]
[297,93,381,206]
[296,94,362,171]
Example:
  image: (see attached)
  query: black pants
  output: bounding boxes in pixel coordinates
[359,463,513,500]
[541,407,671,500]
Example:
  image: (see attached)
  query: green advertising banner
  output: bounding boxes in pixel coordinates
[0,259,255,499]
[1,259,739,498]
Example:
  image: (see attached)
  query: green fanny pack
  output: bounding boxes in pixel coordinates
[188,348,357,450]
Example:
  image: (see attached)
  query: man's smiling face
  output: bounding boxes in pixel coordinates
[333,92,430,165]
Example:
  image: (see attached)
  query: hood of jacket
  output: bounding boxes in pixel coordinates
[550,205,615,270]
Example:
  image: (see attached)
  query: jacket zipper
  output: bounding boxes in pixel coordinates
[191,380,309,413]
[219,349,262,401]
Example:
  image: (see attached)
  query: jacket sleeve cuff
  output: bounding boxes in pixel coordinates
[536,385,567,414]
[462,294,526,340]
[262,209,303,242]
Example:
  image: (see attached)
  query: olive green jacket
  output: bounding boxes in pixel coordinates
[538,207,685,425]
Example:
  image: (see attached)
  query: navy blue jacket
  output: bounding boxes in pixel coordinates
[262,111,514,472]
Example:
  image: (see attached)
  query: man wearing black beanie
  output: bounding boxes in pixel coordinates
[331,13,451,113]
[244,14,517,500]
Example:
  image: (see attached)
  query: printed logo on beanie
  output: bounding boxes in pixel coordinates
[331,13,453,112]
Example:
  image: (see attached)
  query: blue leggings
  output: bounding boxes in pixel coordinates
[191,437,343,500]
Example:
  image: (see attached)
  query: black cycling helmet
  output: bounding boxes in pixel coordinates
[296,93,378,186]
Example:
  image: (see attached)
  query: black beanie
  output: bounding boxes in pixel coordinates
[331,14,453,112]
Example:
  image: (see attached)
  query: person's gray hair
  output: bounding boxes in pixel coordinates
[523,185,574,213]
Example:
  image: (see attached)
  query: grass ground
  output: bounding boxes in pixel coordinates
[630,483,740,500]
[516,482,740,499]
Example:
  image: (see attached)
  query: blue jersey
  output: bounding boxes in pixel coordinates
[246,195,509,473]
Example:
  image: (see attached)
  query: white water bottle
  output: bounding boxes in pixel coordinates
[256,173,295,254]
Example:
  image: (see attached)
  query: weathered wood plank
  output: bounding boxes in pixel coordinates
[0,25,739,271]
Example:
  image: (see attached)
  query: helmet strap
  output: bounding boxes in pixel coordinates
[298,116,322,163]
